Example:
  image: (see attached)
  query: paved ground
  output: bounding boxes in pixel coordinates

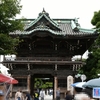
[11,95,53,100]
[11,95,67,100]
[11,94,64,100]
[44,95,53,100]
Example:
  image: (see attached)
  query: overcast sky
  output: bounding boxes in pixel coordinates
[16,0,100,58]
[16,0,100,29]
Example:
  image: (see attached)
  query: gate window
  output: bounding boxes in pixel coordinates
[58,79,67,88]
[13,78,27,90]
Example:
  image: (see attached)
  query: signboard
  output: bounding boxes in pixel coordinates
[93,88,100,98]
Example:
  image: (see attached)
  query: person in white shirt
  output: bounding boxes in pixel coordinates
[15,89,22,100]
[39,89,45,100]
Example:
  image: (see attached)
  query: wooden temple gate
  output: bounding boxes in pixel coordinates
[2,9,98,99]
[3,57,86,99]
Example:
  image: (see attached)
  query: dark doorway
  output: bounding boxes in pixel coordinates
[30,74,54,98]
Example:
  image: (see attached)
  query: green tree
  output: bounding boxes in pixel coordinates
[79,53,98,80]
[0,0,24,54]
[34,78,43,88]
[91,10,100,29]
[79,10,100,80]
[34,78,53,89]
[0,34,21,54]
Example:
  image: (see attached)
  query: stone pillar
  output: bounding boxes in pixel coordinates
[67,75,73,95]
[27,75,30,92]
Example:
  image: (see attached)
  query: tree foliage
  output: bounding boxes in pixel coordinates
[0,0,24,54]
[91,10,100,29]
[79,10,100,80]
[79,53,98,80]
[34,78,53,89]
[0,34,20,54]
[0,0,24,33]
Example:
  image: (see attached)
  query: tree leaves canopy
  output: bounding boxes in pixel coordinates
[79,10,100,80]
[91,10,100,29]
[0,34,20,54]
[0,0,24,34]
[0,0,24,54]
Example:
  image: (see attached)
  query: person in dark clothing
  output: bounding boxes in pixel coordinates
[25,91,31,100]
[65,90,73,100]
[33,89,39,100]
[56,88,60,100]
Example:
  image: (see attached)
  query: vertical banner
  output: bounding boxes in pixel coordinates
[93,87,100,98]
[67,75,73,95]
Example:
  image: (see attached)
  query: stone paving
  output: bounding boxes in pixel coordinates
[44,95,53,100]
[11,94,53,100]
[11,94,64,100]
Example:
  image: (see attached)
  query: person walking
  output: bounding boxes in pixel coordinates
[33,89,39,100]
[56,88,60,100]
[7,91,12,100]
[20,90,25,100]
[65,90,73,100]
[15,89,22,100]
[40,89,45,100]
[25,91,31,100]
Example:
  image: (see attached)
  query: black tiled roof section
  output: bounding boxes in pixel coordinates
[9,19,98,36]
[59,23,95,36]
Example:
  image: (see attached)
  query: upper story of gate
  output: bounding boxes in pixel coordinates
[9,9,99,58]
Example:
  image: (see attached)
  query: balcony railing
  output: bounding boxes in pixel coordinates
[4,57,72,61]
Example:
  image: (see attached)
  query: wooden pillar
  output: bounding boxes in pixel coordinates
[27,75,30,92]
[54,64,57,99]
[55,44,57,50]
[27,64,30,70]
[54,76,57,100]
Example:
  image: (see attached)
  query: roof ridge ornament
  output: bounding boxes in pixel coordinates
[39,8,49,17]
[35,22,49,29]
[75,18,80,27]
[71,20,79,32]
[42,8,46,13]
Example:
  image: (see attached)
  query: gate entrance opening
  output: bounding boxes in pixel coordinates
[30,74,54,99]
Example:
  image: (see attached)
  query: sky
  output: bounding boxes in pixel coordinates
[16,0,100,58]
[16,0,100,29]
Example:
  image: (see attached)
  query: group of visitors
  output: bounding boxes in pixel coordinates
[33,88,45,100]
[14,89,31,100]
[56,87,97,100]
[8,87,97,100]
[56,88,73,100]
[14,88,45,100]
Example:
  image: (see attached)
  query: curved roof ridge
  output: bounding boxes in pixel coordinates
[25,10,61,31]
[9,28,65,35]
[79,27,96,33]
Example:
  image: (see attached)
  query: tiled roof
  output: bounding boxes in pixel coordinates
[10,21,97,36]
[10,28,65,36]
[59,23,97,36]
[25,9,61,31]
[9,10,98,36]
